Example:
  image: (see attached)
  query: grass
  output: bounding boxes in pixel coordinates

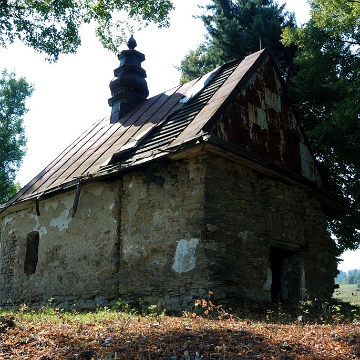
[0,298,360,359]
[1,294,359,327]
[333,282,360,306]
[0,302,157,326]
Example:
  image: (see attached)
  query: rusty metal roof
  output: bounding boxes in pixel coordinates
[1,49,343,213]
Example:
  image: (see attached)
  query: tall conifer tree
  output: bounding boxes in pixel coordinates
[178,0,297,83]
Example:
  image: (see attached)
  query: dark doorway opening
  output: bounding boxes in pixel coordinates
[24,231,39,275]
[270,246,293,302]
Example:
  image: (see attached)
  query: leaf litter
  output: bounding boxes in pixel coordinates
[0,305,359,359]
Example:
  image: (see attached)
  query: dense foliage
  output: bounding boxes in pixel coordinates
[346,269,360,286]
[0,70,33,204]
[0,0,175,202]
[177,0,297,83]
[178,0,360,251]
[0,0,174,61]
[281,0,360,251]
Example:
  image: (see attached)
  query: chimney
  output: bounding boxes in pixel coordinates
[108,35,149,123]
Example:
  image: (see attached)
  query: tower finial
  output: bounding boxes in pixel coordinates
[108,34,148,123]
[127,35,137,50]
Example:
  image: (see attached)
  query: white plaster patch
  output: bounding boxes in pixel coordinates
[50,209,72,231]
[49,197,73,231]
[89,185,104,197]
[4,215,14,226]
[37,226,48,238]
[51,200,59,210]
[172,238,199,273]
[61,196,74,209]
[29,214,48,238]
[109,203,114,210]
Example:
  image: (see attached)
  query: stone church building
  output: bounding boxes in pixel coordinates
[0,38,345,309]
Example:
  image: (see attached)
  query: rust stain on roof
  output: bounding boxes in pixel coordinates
[1,49,332,212]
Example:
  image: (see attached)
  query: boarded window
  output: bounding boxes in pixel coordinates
[24,231,39,275]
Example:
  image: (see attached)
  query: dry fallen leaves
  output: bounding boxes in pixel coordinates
[0,309,359,359]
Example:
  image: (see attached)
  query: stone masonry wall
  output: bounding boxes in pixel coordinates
[0,181,121,307]
[116,160,212,310]
[201,151,338,304]
[0,150,338,309]
[114,150,337,309]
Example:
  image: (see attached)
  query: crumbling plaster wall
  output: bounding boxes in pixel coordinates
[114,150,337,309]
[0,181,121,306]
[0,151,338,309]
[117,160,211,309]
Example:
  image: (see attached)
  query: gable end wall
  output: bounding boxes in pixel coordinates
[210,56,323,187]
[201,153,338,304]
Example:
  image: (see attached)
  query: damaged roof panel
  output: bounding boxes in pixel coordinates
[1,49,337,212]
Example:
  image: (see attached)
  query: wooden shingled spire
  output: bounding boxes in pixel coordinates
[108,35,149,123]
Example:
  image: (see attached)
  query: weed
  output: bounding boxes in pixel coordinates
[190,291,233,320]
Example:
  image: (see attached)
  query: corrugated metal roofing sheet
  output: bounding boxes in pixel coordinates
[105,58,242,167]
[2,51,263,210]
[0,48,349,215]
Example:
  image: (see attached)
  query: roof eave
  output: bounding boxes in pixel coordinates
[196,134,350,215]
[1,132,349,218]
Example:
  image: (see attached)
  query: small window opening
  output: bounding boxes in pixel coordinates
[24,231,39,275]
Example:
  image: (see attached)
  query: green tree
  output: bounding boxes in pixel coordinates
[347,273,355,284]
[281,0,360,251]
[354,272,360,286]
[0,0,174,62]
[178,0,297,83]
[0,70,34,204]
[335,270,347,283]
[347,269,359,284]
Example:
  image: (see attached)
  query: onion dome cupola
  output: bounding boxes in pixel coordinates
[108,35,149,123]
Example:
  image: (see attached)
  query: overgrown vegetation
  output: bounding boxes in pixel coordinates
[0,295,359,359]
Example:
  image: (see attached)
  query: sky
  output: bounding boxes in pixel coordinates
[1,0,359,272]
